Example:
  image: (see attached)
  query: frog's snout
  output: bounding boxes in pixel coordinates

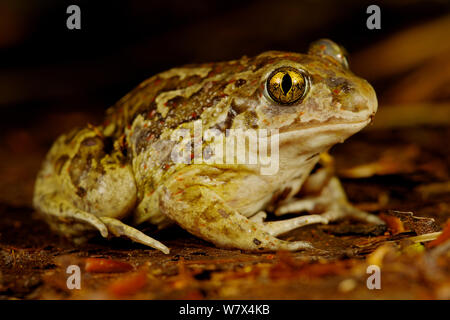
[363,82,378,121]
[365,81,378,115]
[345,78,378,123]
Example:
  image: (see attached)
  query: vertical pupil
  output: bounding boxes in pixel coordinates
[281,73,292,95]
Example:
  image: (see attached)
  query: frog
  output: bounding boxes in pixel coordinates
[33,39,383,254]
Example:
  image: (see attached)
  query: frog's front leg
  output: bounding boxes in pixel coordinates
[159,171,314,252]
[33,127,169,253]
[275,168,384,225]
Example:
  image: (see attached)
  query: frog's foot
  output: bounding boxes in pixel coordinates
[99,217,170,254]
[35,193,170,254]
[34,193,109,238]
[160,182,314,252]
[275,177,384,225]
[33,126,170,253]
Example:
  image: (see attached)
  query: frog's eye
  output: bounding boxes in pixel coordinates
[266,67,308,105]
[308,39,349,69]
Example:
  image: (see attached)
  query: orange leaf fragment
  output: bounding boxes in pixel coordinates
[85,258,133,273]
[380,214,405,235]
[108,270,148,297]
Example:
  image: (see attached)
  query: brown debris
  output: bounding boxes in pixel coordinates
[381,211,440,236]
[268,251,357,280]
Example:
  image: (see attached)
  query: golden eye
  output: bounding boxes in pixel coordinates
[266,67,308,105]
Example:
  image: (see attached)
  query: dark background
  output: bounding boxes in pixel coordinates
[0,0,448,130]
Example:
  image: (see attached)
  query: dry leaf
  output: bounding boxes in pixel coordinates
[85,258,133,273]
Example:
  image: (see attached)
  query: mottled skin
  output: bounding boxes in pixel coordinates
[33,39,383,254]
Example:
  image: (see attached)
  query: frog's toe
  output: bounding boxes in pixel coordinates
[275,197,327,216]
[274,176,385,226]
[322,203,385,225]
[274,240,315,251]
[263,214,329,236]
[99,217,170,254]
[249,211,267,223]
[249,211,329,237]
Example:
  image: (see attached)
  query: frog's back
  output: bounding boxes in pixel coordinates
[101,52,295,140]
[102,61,233,139]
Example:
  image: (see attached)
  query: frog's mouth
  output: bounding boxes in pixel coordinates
[279,117,372,134]
[277,118,372,149]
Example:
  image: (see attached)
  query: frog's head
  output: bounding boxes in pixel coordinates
[230,39,377,156]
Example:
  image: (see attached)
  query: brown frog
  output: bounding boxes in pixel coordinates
[33,39,383,254]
